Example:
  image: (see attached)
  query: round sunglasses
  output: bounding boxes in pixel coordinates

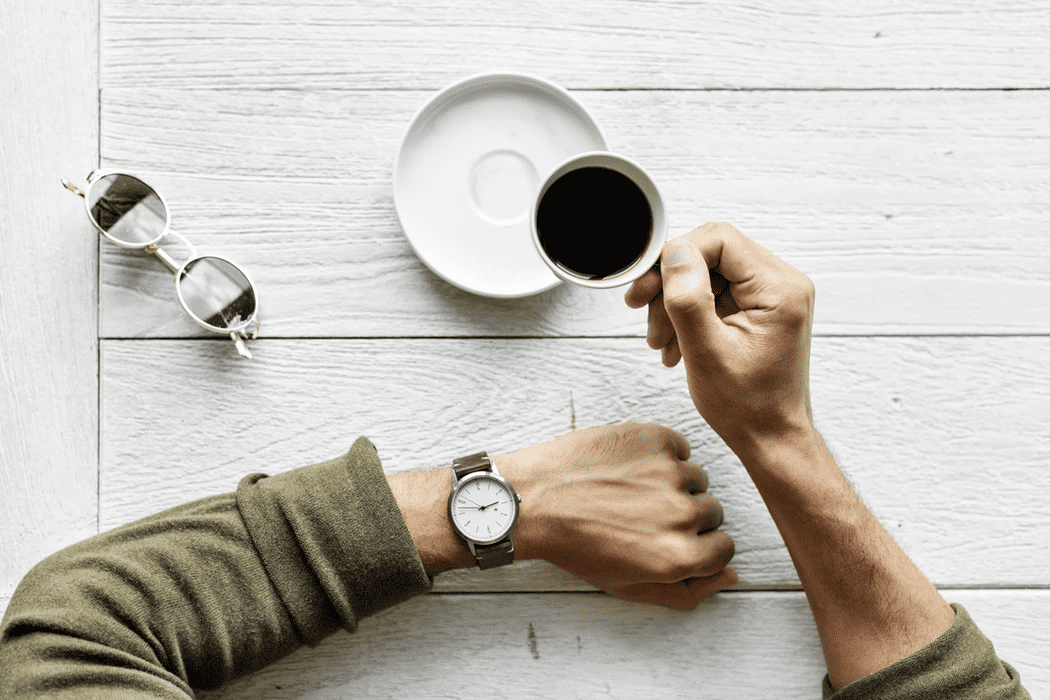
[62,170,260,358]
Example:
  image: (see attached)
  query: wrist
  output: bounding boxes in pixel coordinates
[733,426,854,515]
[386,468,475,576]
[489,451,548,562]
[738,423,842,484]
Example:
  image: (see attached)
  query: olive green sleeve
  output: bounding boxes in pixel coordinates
[0,437,432,699]
[822,603,1030,700]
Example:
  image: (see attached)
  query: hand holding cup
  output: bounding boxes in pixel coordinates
[625,223,817,459]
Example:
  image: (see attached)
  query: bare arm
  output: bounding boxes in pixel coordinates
[389,421,737,610]
[627,222,957,690]
[0,424,737,698]
[740,429,954,689]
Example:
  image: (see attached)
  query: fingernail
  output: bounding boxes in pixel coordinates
[663,241,692,267]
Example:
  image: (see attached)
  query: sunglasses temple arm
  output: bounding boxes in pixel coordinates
[62,178,86,198]
[231,333,253,359]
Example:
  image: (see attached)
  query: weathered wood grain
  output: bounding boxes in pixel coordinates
[0,0,99,601]
[98,89,1050,337]
[102,1,1050,90]
[195,590,1049,700]
[99,337,1050,589]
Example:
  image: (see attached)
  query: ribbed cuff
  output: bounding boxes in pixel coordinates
[823,603,1028,700]
[237,437,432,646]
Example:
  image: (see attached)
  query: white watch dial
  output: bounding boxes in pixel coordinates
[450,475,517,543]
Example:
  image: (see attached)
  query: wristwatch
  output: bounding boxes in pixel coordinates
[447,451,521,570]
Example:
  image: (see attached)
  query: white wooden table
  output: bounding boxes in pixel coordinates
[3,1,1049,697]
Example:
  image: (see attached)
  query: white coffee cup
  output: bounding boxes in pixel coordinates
[530,152,667,289]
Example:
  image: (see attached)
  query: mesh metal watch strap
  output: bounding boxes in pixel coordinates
[450,451,516,569]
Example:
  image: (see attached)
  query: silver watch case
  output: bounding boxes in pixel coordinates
[447,469,522,549]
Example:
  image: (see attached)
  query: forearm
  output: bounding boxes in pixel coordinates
[0,439,431,698]
[740,429,955,691]
[387,424,737,611]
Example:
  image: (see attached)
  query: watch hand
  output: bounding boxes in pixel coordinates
[479,501,500,510]
[460,496,485,508]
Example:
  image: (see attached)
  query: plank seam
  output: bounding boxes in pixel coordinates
[97,334,1050,341]
[99,86,1050,93]
[423,586,1050,596]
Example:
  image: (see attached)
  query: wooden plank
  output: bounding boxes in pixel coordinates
[196,589,1049,700]
[99,337,1050,589]
[101,1,1050,90]
[0,0,99,601]
[97,89,1050,338]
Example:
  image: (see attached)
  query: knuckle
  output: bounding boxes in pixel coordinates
[656,539,699,582]
[778,279,815,327]
[702,531,736,573]
[666,493,700,529]
[800,273,816,301]
[652,425,680,455]
[716,222,744,241]
[697,493,725,530]
[662,288,704,315]
[786,271,815,308]
[697,533,739,579]
[715,532,736,567]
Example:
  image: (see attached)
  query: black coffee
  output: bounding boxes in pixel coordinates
[536,166,652,280]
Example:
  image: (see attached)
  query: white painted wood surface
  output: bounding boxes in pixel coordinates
[98,89,1050,337]
[103,1,1050,90]
[0,0,99,603]
[196,590,1050,700]
[100,337,1050,590]
[2,0,1048,696]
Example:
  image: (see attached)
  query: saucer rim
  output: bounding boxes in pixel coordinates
[392,71,609,299]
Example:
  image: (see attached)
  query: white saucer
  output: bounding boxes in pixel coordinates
[393,73,608,298]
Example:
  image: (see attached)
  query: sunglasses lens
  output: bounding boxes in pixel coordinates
[177,257,257,330]
[87,174,167,245]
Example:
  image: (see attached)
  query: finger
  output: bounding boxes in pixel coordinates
[692,493,725,532]
[659,425,691,460]
[678,461,708,494]
[647,295,675,350]
[694,530,736,576]
[683,222,792,314]
[601,567,738,611]
[624,265,663,308]
[661,333,682,368]
[660,238,732,360]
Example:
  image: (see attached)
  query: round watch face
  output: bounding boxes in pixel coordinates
[449,473,518,544]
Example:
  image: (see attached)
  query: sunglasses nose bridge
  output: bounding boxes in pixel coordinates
[147,242,182,275]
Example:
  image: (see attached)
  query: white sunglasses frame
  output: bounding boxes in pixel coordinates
[62,169,261,358]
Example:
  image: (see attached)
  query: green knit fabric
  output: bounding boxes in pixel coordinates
[0,438,1030,698]
[823,603,1029,699]
[0,437,431,698]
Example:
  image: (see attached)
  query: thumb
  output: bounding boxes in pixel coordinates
[660,239,730,358]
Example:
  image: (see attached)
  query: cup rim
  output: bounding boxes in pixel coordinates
[530,151,666,289]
